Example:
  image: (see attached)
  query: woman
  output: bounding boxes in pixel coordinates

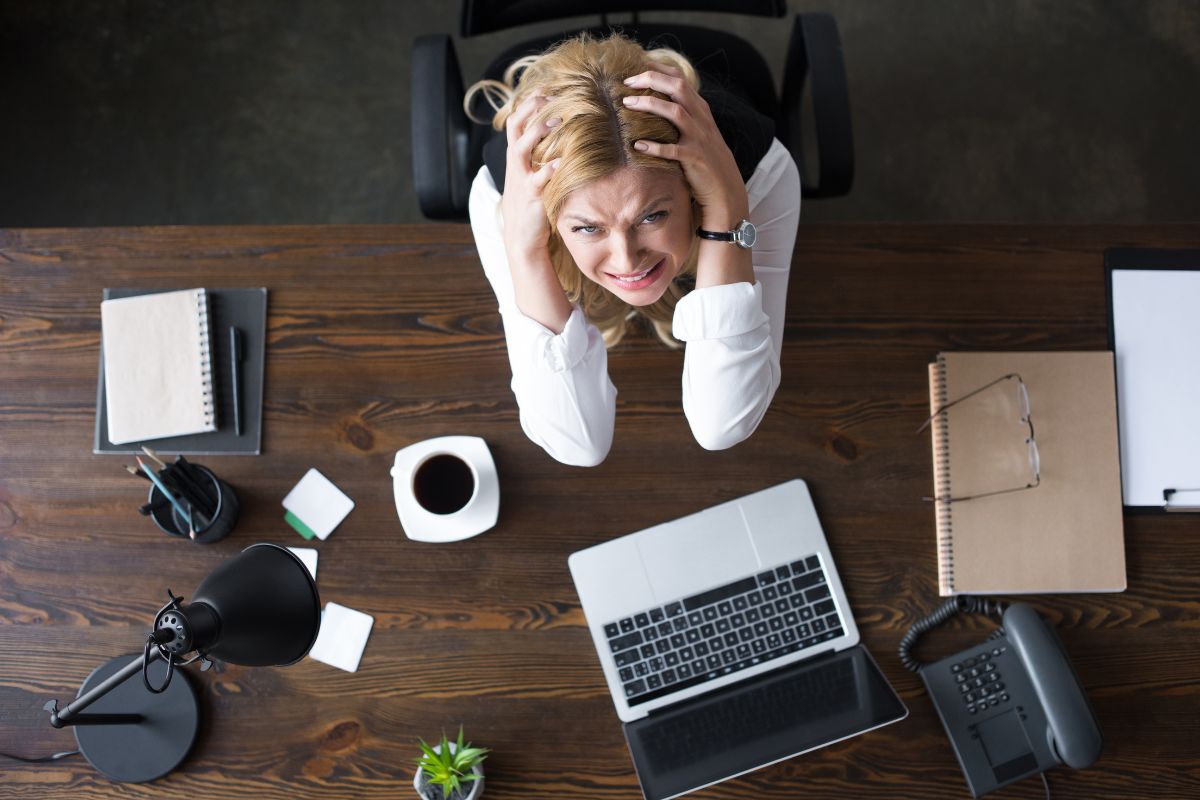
[466,33,801,466]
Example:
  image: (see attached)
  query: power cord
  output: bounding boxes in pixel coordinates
[898,595,1008,673]
[0,749,80,763]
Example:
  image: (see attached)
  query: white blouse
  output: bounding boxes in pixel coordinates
[468,137,802,466]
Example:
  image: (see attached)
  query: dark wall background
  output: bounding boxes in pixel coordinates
[2,0,1198,226]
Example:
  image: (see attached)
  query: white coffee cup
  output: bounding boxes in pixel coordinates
[390,436,499,543]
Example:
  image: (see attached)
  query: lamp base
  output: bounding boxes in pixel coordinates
[73,654,200,782]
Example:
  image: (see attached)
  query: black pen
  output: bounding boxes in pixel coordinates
[230,325,244,437]
[173,455,217,515]
[165,463,215,518]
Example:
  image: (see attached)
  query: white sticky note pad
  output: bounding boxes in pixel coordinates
[287,547,318,580]
[282,468,355,540]
[308,602,374,673]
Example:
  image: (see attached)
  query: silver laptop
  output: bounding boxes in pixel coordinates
[569,479,907,800]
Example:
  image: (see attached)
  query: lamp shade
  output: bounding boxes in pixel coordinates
[189,543,321,666]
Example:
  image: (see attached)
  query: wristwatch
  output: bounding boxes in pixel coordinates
[696,219,757,249]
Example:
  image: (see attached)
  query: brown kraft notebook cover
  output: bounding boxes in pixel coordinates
[927,352,1126,596]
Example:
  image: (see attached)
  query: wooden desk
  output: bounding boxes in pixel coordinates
[1,225,1198,799]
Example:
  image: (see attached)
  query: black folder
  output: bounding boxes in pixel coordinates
[94,287,267,455]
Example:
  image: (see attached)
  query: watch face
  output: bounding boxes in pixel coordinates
[736,220,757,249]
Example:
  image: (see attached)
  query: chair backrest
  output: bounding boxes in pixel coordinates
[411,2,853,221]
[460,0,785,37]
[471,23,779,206]
[470,23,780,123]
[481,42,777,197]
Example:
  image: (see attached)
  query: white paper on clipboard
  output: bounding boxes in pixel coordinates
[1111,268,1200,508]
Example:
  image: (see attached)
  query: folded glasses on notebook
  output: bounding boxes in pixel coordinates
[918,372,1041,504]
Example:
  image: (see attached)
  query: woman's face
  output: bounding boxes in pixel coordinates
[555,167,693,306]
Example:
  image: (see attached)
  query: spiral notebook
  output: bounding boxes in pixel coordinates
[101,288,217,444]
[926,352,1126,596]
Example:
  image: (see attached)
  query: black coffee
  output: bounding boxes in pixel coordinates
[413,454,475,515]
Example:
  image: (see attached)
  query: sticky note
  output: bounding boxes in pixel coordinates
[287,546,318,580]
[308,602,374,673]
[282,468,354,541]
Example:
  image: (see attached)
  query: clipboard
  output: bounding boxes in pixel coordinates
[94,287,268,456]
[1105,249,1200,512]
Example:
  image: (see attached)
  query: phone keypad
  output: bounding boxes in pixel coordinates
[952,646,1010,715]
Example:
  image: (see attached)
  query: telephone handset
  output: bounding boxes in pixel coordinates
[899,597,1103,798]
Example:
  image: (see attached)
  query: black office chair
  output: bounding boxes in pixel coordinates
[411,0,853,221]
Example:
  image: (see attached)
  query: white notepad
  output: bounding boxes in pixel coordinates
[309,602,374,672]
[101,288,217,444]
[1111,269,1200,507]
[282,469,355,541]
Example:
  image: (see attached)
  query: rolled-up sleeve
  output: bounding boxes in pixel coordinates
[674,282,775,450]
[468,167,616,467]
[674,139,801,450]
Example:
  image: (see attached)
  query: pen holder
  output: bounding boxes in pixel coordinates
[148,464,239,544]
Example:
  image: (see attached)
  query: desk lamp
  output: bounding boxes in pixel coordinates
[42,543,321,782]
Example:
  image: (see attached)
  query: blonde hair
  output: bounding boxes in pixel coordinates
[464,33,702,348]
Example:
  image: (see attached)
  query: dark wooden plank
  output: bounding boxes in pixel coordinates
[2,225,1199,798]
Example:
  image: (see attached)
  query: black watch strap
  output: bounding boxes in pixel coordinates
[696,219,757,249]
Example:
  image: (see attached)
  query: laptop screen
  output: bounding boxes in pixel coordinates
[623,645,907,800]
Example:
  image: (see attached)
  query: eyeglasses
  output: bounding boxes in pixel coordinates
[918,372,1041,504]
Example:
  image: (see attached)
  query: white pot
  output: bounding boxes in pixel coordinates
[413,742,484,800]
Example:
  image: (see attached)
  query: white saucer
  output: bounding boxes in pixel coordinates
[390,436,499,543]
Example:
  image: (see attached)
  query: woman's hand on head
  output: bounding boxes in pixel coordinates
[622,67,749,231]
[497,93,574,333]
[501,94,562,263]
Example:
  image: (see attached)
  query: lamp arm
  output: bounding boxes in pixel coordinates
[45,646,165,729]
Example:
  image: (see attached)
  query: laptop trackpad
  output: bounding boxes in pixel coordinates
[623,646,907,800]
[635,503,759,601]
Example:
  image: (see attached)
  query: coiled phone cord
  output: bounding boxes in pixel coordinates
[898,595,1008,673]
[0,749,80,763]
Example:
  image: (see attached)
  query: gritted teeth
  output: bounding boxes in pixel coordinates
[612,261,659,282]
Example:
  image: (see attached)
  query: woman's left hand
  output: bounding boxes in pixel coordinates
[622,67,749,230]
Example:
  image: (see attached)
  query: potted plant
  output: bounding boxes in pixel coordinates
[413,726,488,800]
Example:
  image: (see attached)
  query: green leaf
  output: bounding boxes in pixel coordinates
[417,739,441,763]
[454,747,488,766]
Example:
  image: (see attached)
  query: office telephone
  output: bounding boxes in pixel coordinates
[899,597,1103,798]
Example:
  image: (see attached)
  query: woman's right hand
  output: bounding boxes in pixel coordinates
[500,94,561,262]
[498,94,572,333]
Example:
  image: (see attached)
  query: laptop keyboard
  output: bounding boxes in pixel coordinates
[603,555,844,706]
